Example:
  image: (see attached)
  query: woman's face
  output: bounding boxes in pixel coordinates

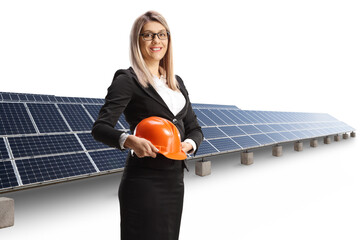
[139,21,168,65]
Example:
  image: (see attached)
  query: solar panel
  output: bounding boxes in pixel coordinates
[0,103,36,135]
[0,138,10,160]
[208,138,240,152]
[16,153,97,185]
[89,149,128,171]
[194,140,218,156]
[232,136,259,149]
[27,103,70,133]
[0,91,355,193]
[8,134,83,159]
[202,127,227,139]
[0,161,19,189]
[57,104,94,131]
[84,104,124,130]
[77,133,110,150]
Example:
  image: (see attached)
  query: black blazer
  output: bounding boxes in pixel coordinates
[91,67,203,156]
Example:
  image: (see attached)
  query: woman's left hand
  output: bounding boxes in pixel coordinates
[181,142,193,154]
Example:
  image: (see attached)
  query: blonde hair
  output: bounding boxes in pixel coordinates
[130,11,178,90]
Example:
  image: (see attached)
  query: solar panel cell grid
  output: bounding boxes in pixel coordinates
[58,104,94,131]
[266,132,288,142]
[202,127,227,139]
[195,140,218,156]
[208,138,240,152]
[242,111,263,123]
[8,134,84,159]
[193,109,216,126]
[232,110,252,124]
[232,136,259,149]
[219,126,246,137]
[0,103,36,135]
[2,93,11,101]
[251,134,275,145]
[238,125,262,135]
[27,103,70,133]
[280,131,299,141]
[77,133,110,150]
[89,149,128,171]
[0,138,10,160]
[16,153,96,185]
[210,110,237,125]
[200,109,227,125]
[220,110,245,124]
[254,124,276,133]
[0,161,19,189]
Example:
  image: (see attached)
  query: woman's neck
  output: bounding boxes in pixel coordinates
[146,60,161,78]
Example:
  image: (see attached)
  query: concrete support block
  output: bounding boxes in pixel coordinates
[343,133,349,139]
[334,135,340,142]
[0,197,14,229]
[241,151,254,165]
[324,136,331,144]
[310,139,318,148]
[294,141,303,151]
[351,132,356,138]
[272,145,282,157]
[195,160,211,177]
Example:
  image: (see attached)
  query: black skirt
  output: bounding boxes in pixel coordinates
[118,152,185,240]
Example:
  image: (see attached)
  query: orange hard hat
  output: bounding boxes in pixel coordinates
[134,116,187,160]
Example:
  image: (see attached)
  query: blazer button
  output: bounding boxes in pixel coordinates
[172,118,178,124]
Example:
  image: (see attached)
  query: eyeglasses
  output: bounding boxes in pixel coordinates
[139,31,170,41]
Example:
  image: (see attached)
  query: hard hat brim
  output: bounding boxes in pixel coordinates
[159,150,187,160]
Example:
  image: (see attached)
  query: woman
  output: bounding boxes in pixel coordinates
[91,11,203,240]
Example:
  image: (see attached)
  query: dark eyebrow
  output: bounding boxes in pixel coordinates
[142,29,167,33]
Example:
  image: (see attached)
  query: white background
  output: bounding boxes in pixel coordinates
[1,0,359,239]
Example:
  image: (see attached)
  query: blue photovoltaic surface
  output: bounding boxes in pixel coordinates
[0,138,10,160]
[221,110,245,124]
[193,109,216,126]
[83,104,100,120]
[219,126,246,137]
[251,134,275,145]
[84,104,123,130]
[232,136,259,149]
[0,103,36,135]
[210,109,237,125]
[16,153,97,185]
[77,133,109,150]
[8,134,83,159]
[238,125,262,135]
[232,111,252,124]
[266,132,288,142]
[279,132,299,141]
[195,140,218,156]
[89,149,128,171]
[254,124,276,133]
[209,138,240,152]
[57,104,94,131]
[202,127,227,139]
[200,109,227,125]
[27,103,70,133]
[0,161,19,189]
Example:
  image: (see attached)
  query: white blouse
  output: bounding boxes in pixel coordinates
[153,75,186,116]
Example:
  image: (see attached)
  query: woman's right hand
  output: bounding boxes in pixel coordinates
[124,135,159,158]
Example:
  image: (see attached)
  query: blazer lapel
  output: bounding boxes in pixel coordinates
[128,67,171,112]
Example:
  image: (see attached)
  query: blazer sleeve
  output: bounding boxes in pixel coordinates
[176,76,204,156]
[91,72,134,150]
